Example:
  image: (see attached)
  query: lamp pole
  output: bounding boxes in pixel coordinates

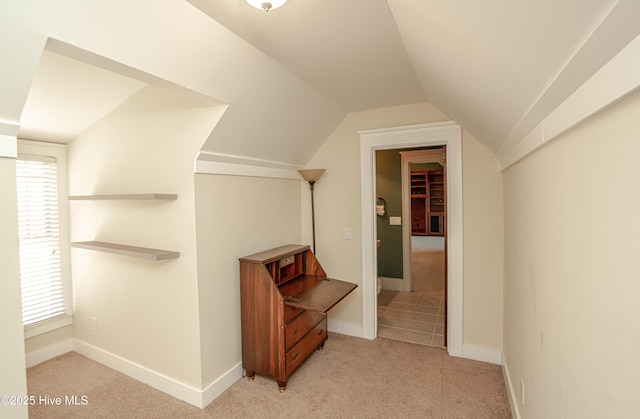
[309,180,317,254]
[297,169,326,255]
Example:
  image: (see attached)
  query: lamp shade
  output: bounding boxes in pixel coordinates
[298,169,326,182]
[245,0,287,12]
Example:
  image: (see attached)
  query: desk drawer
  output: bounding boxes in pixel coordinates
[285,321,327,376]
[285,310,325,351]
[283,304,302,323]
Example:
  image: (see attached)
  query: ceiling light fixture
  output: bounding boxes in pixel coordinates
[245,0,287,12]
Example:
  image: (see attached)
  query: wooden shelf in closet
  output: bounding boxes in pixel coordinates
[411,170,446,236]
[427,170,445,236]
[410,170,428,235]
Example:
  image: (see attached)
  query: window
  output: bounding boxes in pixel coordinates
[16,141,72,337]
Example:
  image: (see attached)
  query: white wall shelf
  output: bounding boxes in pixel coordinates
[71,241,179,261]
[69,193,177,200]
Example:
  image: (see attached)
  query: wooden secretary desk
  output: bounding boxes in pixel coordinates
[239,244,357,392]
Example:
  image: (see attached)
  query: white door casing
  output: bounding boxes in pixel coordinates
[359,122,462,357]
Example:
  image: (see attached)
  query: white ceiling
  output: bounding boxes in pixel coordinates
[18,0,640,156]
[188,0,427,113]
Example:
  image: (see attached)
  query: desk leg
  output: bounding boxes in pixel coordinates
[278,380,287,393]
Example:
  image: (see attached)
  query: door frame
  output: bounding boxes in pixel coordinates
[400,148,446,292]
[358,122,463,357]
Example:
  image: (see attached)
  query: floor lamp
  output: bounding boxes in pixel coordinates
[298,169,326,254]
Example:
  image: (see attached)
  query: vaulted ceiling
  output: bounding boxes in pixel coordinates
[188,0,639,156]
[18,0,640,160]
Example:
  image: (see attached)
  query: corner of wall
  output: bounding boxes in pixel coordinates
[501,353,522,419]
[25,339,73,368]
[461,343,502,365]
[200,363,243,408]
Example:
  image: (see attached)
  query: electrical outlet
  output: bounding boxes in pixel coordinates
[343,227,352,239]
[520,379,525,404]
[91,317,97,331]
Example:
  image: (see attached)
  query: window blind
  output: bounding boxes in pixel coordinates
[16,155,67,326]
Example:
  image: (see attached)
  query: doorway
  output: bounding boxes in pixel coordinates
[358,122,463,357]
[376,148,447,347]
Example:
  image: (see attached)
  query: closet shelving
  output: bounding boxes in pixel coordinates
[427,171,445,236]
[69,193,179,260]
[410,171,428,235]
[410,170,446,236]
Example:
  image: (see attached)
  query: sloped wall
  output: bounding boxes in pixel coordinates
[503,90,640,417]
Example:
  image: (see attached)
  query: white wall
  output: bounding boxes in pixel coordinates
[24,325,72,361]
[0,158,28,419]
[194,174,302,387]
[304,103,448,326]
[503,90,640,418]
[304,102,504,352]
[462,132,504,348]
[68,85,224,389]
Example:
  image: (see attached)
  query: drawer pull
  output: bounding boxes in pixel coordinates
[293,353,300,360]
[292,328,298,335]
[317,329,324,336]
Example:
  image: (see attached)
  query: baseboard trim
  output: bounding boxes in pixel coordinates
[25,339,73,368]
[201,362,243,408]
[461,343,502,365]
[72,339,206,408]
[501,354,522,419]
[380,276,404,292]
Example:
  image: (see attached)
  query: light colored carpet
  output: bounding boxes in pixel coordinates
[27,333,511,418]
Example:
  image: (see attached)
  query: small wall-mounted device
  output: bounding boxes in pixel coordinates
[376,197,386,216]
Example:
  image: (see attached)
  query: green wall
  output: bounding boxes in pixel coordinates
[376,150,403,278]
[376,152,444,279]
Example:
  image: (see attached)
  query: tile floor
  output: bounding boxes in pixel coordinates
[377,289,446,347]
